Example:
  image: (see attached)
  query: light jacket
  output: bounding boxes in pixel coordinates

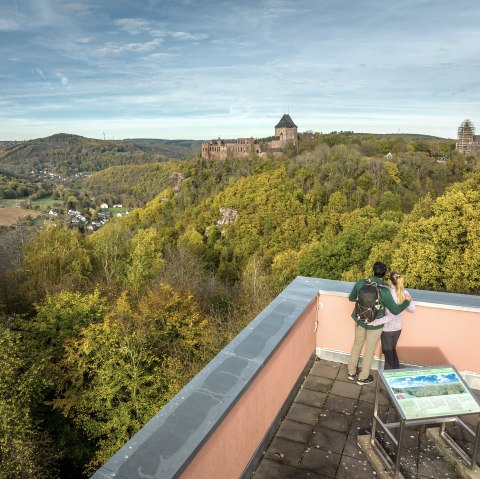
[373,287,416,331]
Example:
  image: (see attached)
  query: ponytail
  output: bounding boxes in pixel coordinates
[389,271,405,304]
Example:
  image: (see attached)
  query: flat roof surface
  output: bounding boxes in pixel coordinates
[251,359,479,479]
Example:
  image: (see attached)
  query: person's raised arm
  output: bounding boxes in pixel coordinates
[382,288,410,315]
[404,291,416,312]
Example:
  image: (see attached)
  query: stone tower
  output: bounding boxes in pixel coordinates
[275,114,298,146]
[457,119,475,153]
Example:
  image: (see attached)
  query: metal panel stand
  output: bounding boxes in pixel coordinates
[370,366,480,478]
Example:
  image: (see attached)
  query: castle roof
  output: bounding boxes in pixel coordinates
[275,114,297,129]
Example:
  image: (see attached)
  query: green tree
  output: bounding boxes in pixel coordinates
[271,249,302,291]
[53,285,213,474]
[22,223,91,300]
[32,290,107,362]
[378,191,402,213]
[238,254,273,315]
[124,228,163,299]
[89,220,131,289]
[383,161,401,188]
[392,185,480,292]
[0,327,58,479]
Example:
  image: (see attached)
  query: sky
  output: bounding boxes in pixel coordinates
[1,0,480,141]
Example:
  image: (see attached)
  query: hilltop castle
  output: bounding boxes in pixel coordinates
[201,114,298,160]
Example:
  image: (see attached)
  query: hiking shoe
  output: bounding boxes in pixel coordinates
[357,375,374,386]
[347,367,360,381]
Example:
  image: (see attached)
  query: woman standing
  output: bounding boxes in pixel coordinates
[374,271,415,370]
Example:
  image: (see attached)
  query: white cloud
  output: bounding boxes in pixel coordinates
[96,38,164,56]
[55,73,69,85]
[114,18,153,35]
[147,53,176,61]
[170,31,208,41]
[63,2,92,14]
[0,19,20,31]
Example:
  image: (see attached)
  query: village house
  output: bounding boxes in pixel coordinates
[201,114,298,160]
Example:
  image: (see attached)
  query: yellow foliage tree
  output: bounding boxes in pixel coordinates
[392,187,480,293]
[22,223,91,299]
[53,284,213,473]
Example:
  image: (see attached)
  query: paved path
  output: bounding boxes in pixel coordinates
[251,359,479,479]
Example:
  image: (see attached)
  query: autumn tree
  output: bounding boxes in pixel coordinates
[88,220,132,291]
[53,284,214,473]
[124,228,163,299]
[238,254,273,317]
[22,223,91,300]
[0,326,58,478]
[392,184,480,293]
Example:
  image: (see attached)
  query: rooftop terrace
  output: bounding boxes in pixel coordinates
[252,358,479,479]
[91,277,480,479]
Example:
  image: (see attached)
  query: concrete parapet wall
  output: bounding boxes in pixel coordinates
[91,276,480,479]
[314,282,480,377]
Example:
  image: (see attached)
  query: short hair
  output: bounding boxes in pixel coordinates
[373,261,387,278]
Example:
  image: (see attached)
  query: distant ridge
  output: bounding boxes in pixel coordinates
[0,134,202,178]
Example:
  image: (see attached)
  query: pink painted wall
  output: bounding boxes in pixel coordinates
[180,290,480,479]
[316,292,480,374]
[180,299,317,479]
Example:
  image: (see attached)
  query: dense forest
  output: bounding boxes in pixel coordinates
[1,130,479,478]
[0,134,201,178]
[0,172,43,199]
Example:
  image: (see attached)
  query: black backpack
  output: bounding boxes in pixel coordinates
[355,279,382,323]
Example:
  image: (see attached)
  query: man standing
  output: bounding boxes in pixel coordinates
[347,261,411,385]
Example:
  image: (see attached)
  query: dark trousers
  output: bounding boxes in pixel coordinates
[381,330,402,370]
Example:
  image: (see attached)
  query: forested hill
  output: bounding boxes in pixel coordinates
[81,131,458,207]
[0,133,202,177]
[2,129,480,479]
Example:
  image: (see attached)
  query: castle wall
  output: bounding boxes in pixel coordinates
[201,116,297,159]
[202,138,259,160]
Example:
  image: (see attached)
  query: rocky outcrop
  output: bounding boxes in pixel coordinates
[170,172,184,192]
[216,207,239,225]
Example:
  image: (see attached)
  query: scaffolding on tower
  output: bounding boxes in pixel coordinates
[457,119,475,153]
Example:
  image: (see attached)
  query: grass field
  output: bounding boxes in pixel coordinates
[0,198,22,207]
[0,207,43,226]
[0,196,57,209]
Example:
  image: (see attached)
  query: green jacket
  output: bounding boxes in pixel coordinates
[349,277,411,330]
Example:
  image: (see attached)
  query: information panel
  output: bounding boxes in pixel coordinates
[381,366,480,420]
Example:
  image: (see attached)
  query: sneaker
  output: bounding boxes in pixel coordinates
[347,367,360,381]
[357,375,374,386]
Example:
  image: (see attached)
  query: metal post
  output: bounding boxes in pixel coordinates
[394,419,405,478]
[371,375,381,445]
[472,416,480,470]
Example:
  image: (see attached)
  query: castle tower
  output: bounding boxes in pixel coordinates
[275,114,298,146]
[457,119,475,153]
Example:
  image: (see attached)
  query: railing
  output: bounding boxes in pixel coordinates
[91,277,480,479]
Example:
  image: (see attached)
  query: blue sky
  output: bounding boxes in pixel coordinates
[1,0,480,140]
